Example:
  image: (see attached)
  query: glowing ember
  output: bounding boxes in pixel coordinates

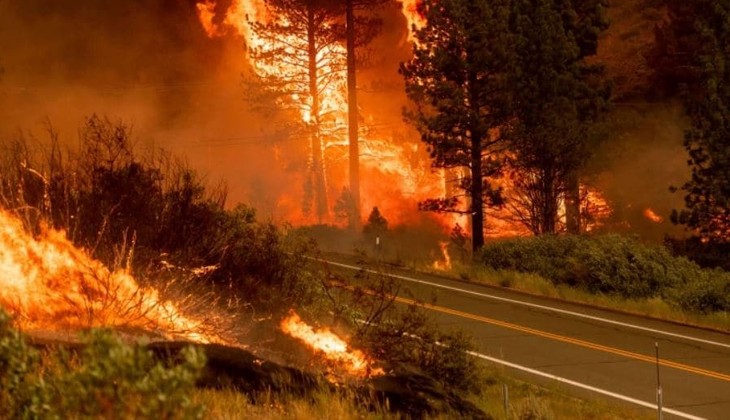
[280,311,383,377]
[0,210,219,343]
[644,208,664,223]
[432,241,451,271]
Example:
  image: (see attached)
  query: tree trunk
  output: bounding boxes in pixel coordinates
[471,138,484,252]
[565,171,581,234]
[346,0,361,231]
[542,199,557,234]
[468,69,484,252]
[541,169,558,234]
[307,7,328,223]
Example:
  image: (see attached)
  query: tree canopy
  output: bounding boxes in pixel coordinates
[400,0,514,251]
[671,0,730,243]
[506,0,609,234]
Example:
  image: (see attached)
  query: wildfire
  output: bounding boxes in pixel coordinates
[194,0,455,229]
[582,188,613,232]
[0,210,221,343]
[399,0,426,43]
[644,208,664,223]
[432,241,452,271]
[280,311,383,378]
[192,1,611,235]
[195,0,219,38]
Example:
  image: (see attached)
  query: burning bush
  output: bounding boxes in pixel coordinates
[0,208,237,342]
[0,116,320,310]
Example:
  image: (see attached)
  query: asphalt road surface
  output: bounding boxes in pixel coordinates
[317,254,730,420]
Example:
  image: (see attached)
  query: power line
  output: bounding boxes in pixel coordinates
[156,121,406,149]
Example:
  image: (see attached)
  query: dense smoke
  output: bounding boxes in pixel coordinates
[588,0,689,240]
[0,0,300,220]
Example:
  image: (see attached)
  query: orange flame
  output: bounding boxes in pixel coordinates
[194,0,458,229]
[196,0,221,37]
[644,208,664,223]
[432,240,451,271]
[399,0,426,43]
[280,311,383,377]
[0,210,220,343]
[192,1,611,235]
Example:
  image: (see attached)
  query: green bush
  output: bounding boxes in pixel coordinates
[0,311,48,419]
[479,234,682,297]
[671,269,730,313]
[355,303,485,393]
[0,310,206,420]
[478,234,730,313]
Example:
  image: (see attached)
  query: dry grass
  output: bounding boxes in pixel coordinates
[475,365,654,420]
[193,388,406,420]
[192,375,654,420]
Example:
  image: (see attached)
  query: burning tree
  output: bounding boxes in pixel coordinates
[401,0,514,251]
[247,0,347,223]
[245,0,385,225]
[345,0,388,230]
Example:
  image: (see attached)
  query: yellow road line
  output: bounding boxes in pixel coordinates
[387,293,730,383]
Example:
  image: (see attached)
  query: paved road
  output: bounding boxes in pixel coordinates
[318,254,730,420]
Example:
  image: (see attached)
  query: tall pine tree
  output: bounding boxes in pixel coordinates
[557,0,608,234]
[248,0,344,223]
[400,0,513,251]
[345,0,387,231]
[671,1,730,243]
[506,0,609,235]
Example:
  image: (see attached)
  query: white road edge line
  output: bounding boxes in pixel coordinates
[361,319,706,420]
[318,258,730,350]
[468,350,706,420]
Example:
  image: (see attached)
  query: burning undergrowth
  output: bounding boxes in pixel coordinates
[0,208,237,344]
[280,311,384,379]
[0,116,491,418]
[0,206,382,380]
[0,207,487,417]
[0,117,387,381]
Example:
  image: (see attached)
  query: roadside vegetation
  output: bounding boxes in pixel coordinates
[0,117,658,419]
[0,308,653,420]
[412,234,730,331]
[195,375,654,420]
[0,310,206,420]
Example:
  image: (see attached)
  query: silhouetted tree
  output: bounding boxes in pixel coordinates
[648,0,706,98]
[671,1,730,243]
[401,0,514,252]
[506,0,610,234]
[557,0,609,234]
[363,206,388,239]
[345,0,387,231]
